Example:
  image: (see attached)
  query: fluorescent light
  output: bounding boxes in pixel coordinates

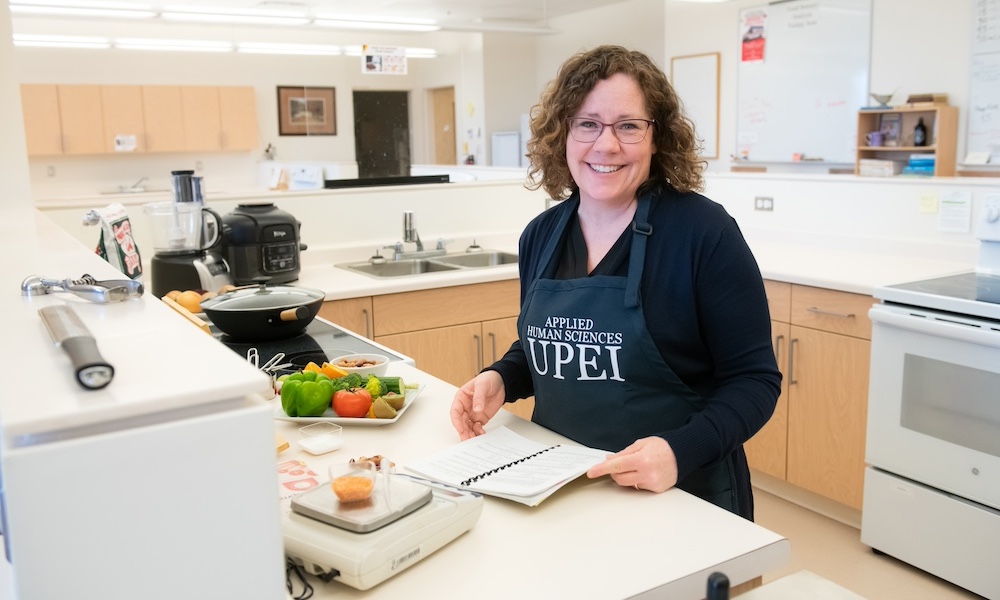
[404,47,438,59]
[314,14,439,32]
[13,33,111,48]
[161,8,309,27]
[237,42,342,56]
[10,0,155,19]
[114,38,233,53]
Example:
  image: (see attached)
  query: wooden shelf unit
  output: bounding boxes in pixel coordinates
[855,105,958,177]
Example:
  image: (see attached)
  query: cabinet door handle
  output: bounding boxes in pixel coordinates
[773,334,784,364]
[807,306,855,319]
[487,332,497,364]
[474,334,483,372]
[789,338,798,385]
[362,308,371,338]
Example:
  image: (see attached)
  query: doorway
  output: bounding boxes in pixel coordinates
[353,90,410,178]
[431,87,456,165]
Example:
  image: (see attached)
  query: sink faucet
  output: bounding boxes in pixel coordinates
[403,210,423,251]
[118,176,148,193]
[385,210,450,260]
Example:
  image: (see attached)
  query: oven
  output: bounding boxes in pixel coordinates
[862,272,1000,600]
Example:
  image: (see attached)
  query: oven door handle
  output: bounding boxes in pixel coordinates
[870,306,1000,349]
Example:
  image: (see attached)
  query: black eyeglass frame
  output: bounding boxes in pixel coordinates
[566,117,656,144]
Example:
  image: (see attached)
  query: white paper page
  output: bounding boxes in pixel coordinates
[406,426,607,498]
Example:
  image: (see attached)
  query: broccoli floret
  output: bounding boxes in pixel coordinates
[365,375,387,399]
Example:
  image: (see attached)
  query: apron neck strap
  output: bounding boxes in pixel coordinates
[535,195,578,279]
[625,193,653,308]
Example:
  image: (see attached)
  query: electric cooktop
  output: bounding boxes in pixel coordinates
[210,317,408,370]
[875,271,1000,321]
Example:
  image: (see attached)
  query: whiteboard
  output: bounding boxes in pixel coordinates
[967,0,1000,160]
[735,0,871,164]
[671,52,720,159]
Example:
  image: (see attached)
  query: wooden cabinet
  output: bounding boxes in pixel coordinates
[101,85,146,153]
[141,85,186,153]
[20,83,258,156]
[745,281,872,510]
[317,296,373,338]
[20,84,62,156]
[855,105,958,176]
[218,86,259,150]
[181,86,222,151]
[371,280,520,386]
[57,84,106,155]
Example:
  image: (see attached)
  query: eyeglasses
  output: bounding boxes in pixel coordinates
[566,117,655,144]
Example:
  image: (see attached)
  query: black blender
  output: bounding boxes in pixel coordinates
[144,170,233,298]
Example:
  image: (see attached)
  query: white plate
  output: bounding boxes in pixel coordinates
[273,385,423,426]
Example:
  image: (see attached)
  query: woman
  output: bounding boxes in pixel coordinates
[449,45,780,520]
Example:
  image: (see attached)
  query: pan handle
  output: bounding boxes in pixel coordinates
[278,306,310,322]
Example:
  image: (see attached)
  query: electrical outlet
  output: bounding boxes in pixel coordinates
[46,165,56,177]
[195,160,203,171]
[754,196,774,211]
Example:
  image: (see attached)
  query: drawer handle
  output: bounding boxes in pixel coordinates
[789,338,798,385]
[474,334,483,372]
[806,306,855,319]
[488,332,497,364]
[773,333,784,363]
[362,308,371,338]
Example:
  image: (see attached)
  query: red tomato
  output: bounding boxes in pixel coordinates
[333,388,373,418]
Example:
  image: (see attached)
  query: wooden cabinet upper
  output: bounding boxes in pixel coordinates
[20,84,62,156]
[101,85,146,153]
[141,86,186,153]
[57,85,106,155]
[20,83,259,156]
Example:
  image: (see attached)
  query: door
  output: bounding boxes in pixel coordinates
[20,84,62,156]
[57,84,105,155]
[353,90,410,178]
[431,87,456,165]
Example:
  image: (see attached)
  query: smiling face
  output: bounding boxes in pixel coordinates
[566,73,655,208]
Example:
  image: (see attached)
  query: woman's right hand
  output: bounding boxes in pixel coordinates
[450,370,507,440]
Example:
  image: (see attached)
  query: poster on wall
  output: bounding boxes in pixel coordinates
[741,9,767,63]
[362,44,407,75]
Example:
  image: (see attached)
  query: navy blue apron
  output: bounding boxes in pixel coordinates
[518,193,738,512]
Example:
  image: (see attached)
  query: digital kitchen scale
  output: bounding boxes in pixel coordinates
[282,474,483,590]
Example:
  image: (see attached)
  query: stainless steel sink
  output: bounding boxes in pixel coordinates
[435,251,518,268]
[336,250,517,278]
[338,259,461,278]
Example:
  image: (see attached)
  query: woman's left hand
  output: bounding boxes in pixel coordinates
[585,436,678,492]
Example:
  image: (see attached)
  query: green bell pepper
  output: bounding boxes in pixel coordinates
[280,377,334,417]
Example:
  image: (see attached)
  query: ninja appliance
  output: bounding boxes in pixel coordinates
[220,203,306,286]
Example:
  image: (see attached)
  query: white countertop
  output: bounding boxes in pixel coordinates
[273,361,790,599]
[290,232,971,302]
[0,208,272,441]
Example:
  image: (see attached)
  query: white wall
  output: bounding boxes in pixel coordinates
[1,1,29,206]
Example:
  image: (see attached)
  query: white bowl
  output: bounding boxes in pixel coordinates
[329,353,389,377]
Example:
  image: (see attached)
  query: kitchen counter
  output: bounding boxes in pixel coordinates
[0,207,788,599]
[272,361,791,599]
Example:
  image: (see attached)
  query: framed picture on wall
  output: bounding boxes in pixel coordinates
[277,86,336,135]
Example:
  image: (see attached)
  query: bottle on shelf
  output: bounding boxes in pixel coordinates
[914,117,928,147]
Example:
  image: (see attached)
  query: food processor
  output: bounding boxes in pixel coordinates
[144,170,232,298]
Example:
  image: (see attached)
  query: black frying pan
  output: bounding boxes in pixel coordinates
[200,283,325,341]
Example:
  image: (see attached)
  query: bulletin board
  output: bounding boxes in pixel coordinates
[671,52,720,159]
[735,0,872,164]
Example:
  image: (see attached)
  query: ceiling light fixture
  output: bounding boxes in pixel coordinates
[314,14,440,33]
[9,1,157,19]
[12,33,111,48]
[237,42,342,56]
[114,38,233,52]
[160,5,309,26]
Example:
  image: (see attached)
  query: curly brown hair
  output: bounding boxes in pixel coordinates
[526,45,704,200]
